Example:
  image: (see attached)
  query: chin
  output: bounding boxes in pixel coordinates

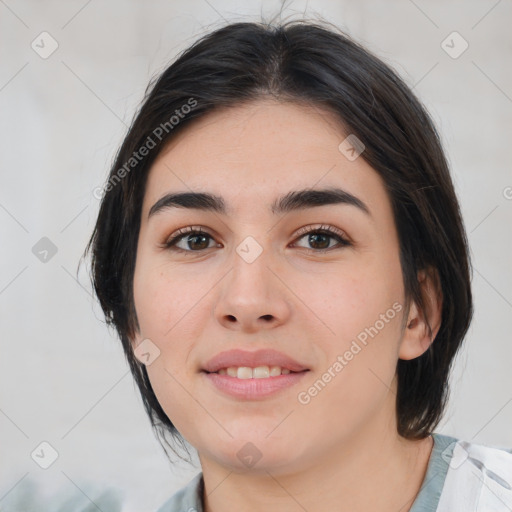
[200,435,302,474]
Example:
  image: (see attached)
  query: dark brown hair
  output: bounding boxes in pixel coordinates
[83,19,473,459]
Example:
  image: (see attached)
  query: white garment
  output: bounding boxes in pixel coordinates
[437,438,512,511]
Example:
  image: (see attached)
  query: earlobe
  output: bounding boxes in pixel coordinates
[399,267,443,361]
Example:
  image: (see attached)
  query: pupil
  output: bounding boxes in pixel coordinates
[310,233,329,249]
[189,234,209,250]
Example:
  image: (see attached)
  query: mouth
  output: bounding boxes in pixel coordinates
[201,349,310,399]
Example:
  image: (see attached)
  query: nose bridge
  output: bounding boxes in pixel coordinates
[214,232,291,330]
[230,234,274,302]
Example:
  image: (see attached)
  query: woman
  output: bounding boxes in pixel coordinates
[85,20,512,511]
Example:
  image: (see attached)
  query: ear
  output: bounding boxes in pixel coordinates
[399,266,443,361]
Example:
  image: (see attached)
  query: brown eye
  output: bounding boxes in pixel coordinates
[164,228,217,252]
[305,232,331,250]
[292,225,351,253]
[181,233,212,251]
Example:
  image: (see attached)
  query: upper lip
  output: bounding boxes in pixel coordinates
[202,349,309,373]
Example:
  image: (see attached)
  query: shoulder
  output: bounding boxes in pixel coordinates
[435,433,512,511]
[155,473,204,512]
[0,476,125,511]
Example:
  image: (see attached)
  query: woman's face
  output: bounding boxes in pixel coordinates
[133,99,414,474]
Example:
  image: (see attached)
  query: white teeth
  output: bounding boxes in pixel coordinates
[253,366,270,379]
[217,365,293,378]
[237,367,253,379]
[269,365,282,376]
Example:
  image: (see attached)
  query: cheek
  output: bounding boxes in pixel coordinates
[307,260,403,345]
[134,262,203,435]
[295,279,403,443]
[133,257,206,340]
[302,258,404,401]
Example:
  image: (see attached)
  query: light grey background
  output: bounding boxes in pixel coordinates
[1,0,511,510]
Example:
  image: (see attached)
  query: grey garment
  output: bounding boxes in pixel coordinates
[156,433,456,512]
[0,477,125,512]
[409,432,458,512]
[156,472,204,512]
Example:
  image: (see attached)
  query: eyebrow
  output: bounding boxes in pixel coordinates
[148,187,371,219]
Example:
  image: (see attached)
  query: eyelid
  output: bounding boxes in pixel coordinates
[292,223,349,242]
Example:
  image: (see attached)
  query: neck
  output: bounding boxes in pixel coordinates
[199,418,433,512]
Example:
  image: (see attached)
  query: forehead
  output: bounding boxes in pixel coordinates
[141,99,389,220]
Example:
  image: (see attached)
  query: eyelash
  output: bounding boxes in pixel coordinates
[162,224,351,254]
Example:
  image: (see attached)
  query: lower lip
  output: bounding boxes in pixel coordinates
[202,371,309,400]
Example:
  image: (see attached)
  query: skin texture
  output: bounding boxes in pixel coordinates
[132,99,442,512]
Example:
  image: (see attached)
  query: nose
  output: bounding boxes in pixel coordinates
[213,243,292,333]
